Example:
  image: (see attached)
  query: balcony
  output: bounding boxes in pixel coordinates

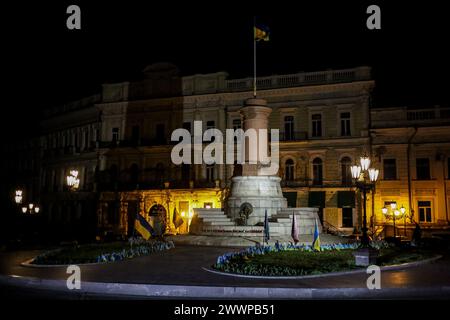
[222,67,371,94]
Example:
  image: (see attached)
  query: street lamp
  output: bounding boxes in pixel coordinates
[350,154,379,247]
[66,170,80,190]
[14,190,23,204]
[21,203,40,214]
[382,202,406,239]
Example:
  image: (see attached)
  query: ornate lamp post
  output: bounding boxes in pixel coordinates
[350,154,379,248]
[66,170,80,191]
[382,202,405,240]
[15,190,23,204]
[21,203,40,214]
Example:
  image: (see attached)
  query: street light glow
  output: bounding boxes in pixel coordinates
[350,165,361,179]
[360,155,370,171]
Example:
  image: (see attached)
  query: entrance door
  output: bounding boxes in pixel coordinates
[342,207,353,228]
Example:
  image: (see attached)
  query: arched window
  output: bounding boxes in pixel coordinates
[285,159,294,181]
[312,158,323,185]
[341,157,352,185]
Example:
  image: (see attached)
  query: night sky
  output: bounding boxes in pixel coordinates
[3,1,449,138]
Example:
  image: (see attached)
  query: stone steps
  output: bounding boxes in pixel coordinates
[202,221,236,226]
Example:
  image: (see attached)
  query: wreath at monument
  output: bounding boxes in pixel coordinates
[236,202,253,226]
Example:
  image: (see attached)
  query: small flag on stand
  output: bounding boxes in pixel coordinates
[173,207,184,229]
[263,209,270,244]
[291,211,299,243]
[312,218,321,251]
[134,213,154,240]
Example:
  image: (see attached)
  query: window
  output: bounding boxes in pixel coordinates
[447,158,450,179]
[342,207,353,228]
[418,201,432,223]
[206,164,215,182]
[312,114,322,137]
[156,124,165,144]
[312,158,323,185]
[112,128,119,142]
[341,157,352,185]
[340,112,351,136]
[284,116,294,141]
[232,119,241,130]
[383,159,397,180]
[130,164,139,185]
[84,130,89,149]
[285,159,294,181]
[131,125,140,143]
[182,164,191,182]
[416,158,430,180]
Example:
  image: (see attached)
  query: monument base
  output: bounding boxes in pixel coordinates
[227,176,287,226]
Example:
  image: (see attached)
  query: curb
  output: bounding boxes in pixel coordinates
[1,274,449,299]
[202,255,443,280]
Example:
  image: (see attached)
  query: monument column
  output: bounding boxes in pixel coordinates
[227,98,287,225]
[240,98,273,176]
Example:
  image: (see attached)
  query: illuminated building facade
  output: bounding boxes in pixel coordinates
[4,63,449,240]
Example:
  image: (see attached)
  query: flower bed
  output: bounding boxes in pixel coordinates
[31,238,175,265]
[213,241,397,276]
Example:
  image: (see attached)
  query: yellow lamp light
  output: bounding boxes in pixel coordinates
[181,211,185,217]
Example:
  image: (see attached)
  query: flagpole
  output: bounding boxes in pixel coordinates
[253,16,257,98]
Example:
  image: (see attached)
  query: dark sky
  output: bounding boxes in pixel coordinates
[3,1,449,137]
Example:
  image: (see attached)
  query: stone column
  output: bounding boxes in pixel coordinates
[239,98,273,176]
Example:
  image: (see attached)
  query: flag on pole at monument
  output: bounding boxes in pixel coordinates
[291,211,299,243]
[173,207,184,229]
[134,212,154,240]
[312,218,321,251]
[264,209,270,243]
[254,24,270,41]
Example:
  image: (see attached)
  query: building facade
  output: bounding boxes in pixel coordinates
[4,63,449,240]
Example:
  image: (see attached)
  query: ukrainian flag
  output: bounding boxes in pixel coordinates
[312,218,321,251]
[134,213,154,240]
[254,24,270,41]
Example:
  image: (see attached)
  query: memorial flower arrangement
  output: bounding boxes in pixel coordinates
[213,241,391,276]
[95,239,175,263]
[31,238,175,265]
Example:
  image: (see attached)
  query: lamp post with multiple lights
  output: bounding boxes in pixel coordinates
[66,170,80,191]
[350,154,379,248]
[382,203,406,239]
[14,189,40,214]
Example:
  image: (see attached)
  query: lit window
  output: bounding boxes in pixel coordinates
[418,201,432,223]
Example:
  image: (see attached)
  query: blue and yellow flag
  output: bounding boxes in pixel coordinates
[312,218,321,251]
[134,213,154,240]
[254,24,270,41]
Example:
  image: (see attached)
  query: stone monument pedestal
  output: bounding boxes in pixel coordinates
[227,176,287,225]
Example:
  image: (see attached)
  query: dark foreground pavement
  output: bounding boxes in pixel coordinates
[1,245,450,299]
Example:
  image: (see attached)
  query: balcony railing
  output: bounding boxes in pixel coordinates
[223,67,370,94]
